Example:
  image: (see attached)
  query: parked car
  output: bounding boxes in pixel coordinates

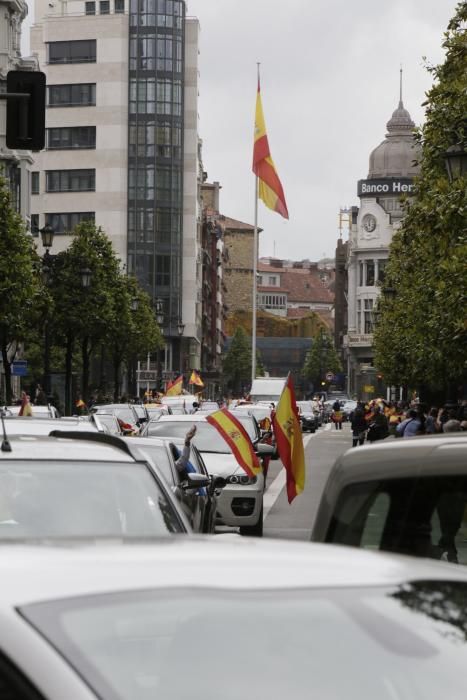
[342,400,358,421]
[91,403,147,433]
[0,432,190,538]
[312,433,467,564]
[296,401,317,432]
[123,435,220,533]
[2,539,467,699]
[141,414,271,536]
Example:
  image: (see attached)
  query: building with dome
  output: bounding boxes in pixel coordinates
[342,74,421,399]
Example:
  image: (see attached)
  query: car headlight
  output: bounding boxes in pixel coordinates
[228,474,257,485]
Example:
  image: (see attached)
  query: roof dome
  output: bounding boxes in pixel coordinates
[368,72,421,179]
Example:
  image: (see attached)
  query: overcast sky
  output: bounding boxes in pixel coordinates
[23,0,460,261]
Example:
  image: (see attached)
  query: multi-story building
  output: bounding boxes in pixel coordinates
[257,258,334,329]
[29,0,201,372]
[343,90,420,399]
[0,0,37,219]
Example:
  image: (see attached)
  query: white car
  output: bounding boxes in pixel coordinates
[1,539,467,699]
[141,414,268,536]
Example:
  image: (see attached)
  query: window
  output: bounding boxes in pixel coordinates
[85,1,95,13]
[358,261,363,287]
[100,0,110,12]
[259,294,286,310]
[47,40,96,64]
[156,79,182,115]
[30,214,39,235]
[155,255,171,286]
[46,126,96,150]
[268,276,277,286]
[115,0,124,11]
[47,84,96,107]
[45,212,95,234]
[357,299,361,333]
[364,299,374,334]
[129,77,156,114]
[31,172,39,194]
[46,169,95,193]
[377,259,387,283]
[366,260,375,286]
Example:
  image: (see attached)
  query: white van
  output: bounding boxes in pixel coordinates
[250,378,286,404]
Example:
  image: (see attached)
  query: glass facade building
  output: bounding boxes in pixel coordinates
[127,0,185,326]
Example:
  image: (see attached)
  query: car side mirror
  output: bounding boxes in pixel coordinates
[181,473,211,490]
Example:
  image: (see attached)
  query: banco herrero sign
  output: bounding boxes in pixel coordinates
[357,178,414,197]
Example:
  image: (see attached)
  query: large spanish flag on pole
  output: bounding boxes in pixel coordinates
[165,375,183,396]
[272,374,306,503]
[252,78,289,219]
[207,408,262,479]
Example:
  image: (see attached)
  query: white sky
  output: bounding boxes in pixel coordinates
[22,0,460,260]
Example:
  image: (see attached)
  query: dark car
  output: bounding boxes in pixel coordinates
[124,436,219,533]
[296,401,317,433]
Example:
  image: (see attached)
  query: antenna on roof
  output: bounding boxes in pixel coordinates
[399,64,403,106]
[1,410,12,452]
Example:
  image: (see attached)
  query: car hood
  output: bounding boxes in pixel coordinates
[199,451,246,477]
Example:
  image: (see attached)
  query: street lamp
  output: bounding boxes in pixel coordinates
[444,143,467,183]
[155,298,165,326]
[80,267,92,288]
[39,224,55,399]
[130,296,139,313]
[177,320,185,337]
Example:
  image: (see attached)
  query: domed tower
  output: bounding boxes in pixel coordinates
[345,70,421,400]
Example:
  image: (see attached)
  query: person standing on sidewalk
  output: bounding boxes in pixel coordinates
[331,400,343,430]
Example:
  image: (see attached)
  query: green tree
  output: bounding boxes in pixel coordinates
[108,275,164,400]
[223,327,264,394]
[0,177,43,404]
[374,4,467,398]
[303,328,342,388]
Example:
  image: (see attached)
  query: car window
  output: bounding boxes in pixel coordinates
[0,461,184,537]
[0,651,45,700]
[136,445,173,483]
[22,583,467,700]
[326,476,467,564]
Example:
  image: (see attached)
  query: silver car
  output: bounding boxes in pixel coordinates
[1,539,467,699]
[312,433,467,564]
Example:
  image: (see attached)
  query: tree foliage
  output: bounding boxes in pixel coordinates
[0,176,43,403]
[374,4,467,394]
[223,326,264,394]
[302,328,342,386]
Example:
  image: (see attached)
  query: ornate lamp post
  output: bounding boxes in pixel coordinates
[39,224,55,398]
[444,143,467,183]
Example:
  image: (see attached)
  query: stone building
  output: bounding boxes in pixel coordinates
[343,82,420,399]
[223,216,259,313]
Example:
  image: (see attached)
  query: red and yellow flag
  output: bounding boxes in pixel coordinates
[206,408,262,478]
[189,370,204,388]
[272,374,305,503]
[165,375,183,396]
[253,79,289,219]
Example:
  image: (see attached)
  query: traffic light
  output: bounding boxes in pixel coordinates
[6,71,46,151]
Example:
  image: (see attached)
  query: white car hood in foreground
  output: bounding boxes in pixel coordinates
[199,451,246,476]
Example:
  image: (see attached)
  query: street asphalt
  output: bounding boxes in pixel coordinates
[263,422,353,540]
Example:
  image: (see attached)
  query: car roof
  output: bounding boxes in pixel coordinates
[1,539,467,607]
[157,414,208,422]
[1,417,99,435]
[0,435,136,462]
[331,433,467,480]
[123,435,185,448]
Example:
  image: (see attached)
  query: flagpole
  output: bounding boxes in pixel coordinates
[252,62,260,388]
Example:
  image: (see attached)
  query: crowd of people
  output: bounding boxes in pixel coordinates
[347,399,467,448]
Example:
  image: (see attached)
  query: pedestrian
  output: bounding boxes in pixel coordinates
[18,391,33,417]
[443,419,462,433]
[351,407,367,447]
[331,399,343,430]
[425,407,439,434]
[396,408,423,438]
[366,406,389,443]
[34,384,47,406]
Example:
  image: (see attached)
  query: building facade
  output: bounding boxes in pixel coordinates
[343,90,420,399]
[0,0,37,219]
[30,0,201,372]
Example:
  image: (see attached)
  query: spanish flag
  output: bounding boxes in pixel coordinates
[253,78,289,219]
[189,370,204,388]
[272,374,305,503]
[165,375,183,396]
[206,408,262,478]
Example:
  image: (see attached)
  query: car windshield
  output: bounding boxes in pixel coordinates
[22,582,467,700]
[145,421,231,453]
[0,461,183,537]
[297,402,314,413]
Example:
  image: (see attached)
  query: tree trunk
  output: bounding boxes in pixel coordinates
[65,335,73,416]
[82,337,90,404]
[98,344,106,395]
[1,340,12,406]
[113,356,121,402]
